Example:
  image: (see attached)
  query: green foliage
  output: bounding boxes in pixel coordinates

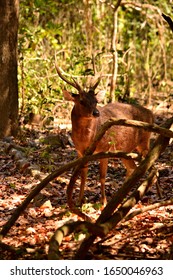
[18,0,173,117]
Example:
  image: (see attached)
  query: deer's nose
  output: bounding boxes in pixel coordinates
[93,109,100,117]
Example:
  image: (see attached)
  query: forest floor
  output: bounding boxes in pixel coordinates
[0,93,173,260]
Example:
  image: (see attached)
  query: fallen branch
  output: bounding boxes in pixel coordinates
[48,221,106,260]
[97,198,173,246]
[101,168,157,233]
[100,217,173,248]
[49,168,156,259]
[125,198,173,221]
[74,168,157,259]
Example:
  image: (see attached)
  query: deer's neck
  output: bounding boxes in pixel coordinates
[71,115,99,156]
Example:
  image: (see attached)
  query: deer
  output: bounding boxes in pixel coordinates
[55,63,154,206]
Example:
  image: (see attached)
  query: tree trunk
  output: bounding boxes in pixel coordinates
[0,0,19,138]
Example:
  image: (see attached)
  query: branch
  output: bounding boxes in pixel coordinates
[93,118,173,140]
[75,168,157,259]
[113,0,122,12]
[102,168,157,233]
[85,118,173,157]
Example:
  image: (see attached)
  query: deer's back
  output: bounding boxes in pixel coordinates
[99,102,153,122]
[96,102,153,153]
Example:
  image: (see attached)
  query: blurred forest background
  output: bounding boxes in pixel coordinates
[18,0,173,121]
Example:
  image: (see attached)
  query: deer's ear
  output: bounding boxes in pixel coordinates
[62,90,76,101]
[96,90,106,103]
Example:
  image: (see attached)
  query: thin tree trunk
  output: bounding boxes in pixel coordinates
[83,0,93,60]
[109,0,122,102]
[110,10,118,102]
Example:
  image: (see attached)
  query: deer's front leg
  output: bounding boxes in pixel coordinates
[78,164,88,205]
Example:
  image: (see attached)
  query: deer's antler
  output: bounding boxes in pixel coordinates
[55,63,82,92]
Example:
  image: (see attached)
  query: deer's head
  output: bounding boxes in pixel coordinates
[55,62,105,119]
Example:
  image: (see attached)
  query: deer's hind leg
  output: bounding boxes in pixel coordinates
[136,131,151,158]
[121,158,137,178]
[99,158,108,206]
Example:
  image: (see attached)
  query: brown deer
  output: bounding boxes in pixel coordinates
[55,63,154,205]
